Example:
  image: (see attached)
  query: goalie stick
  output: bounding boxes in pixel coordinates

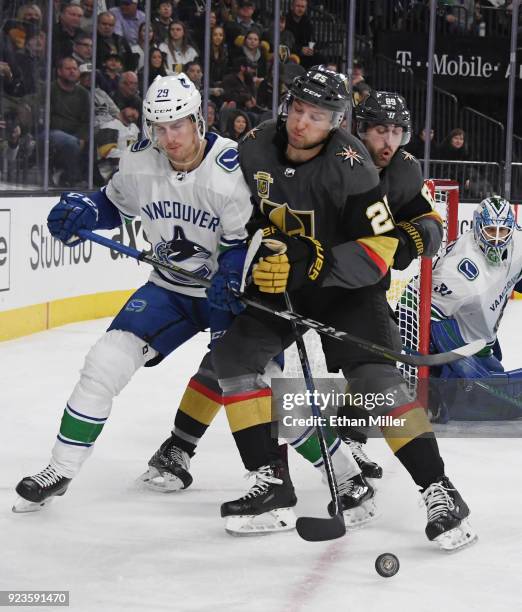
[284,293,346,542]
[78,230,486,367]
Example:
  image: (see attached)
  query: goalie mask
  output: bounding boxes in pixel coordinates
[282,65,350,130]
[143,73,205,153]
[355,91,412,146]
[473,195,515,266]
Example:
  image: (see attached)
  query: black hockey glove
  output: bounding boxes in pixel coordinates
[252,226,331,294]
[393,220,425,271]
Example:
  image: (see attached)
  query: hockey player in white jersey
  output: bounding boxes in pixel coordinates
[427,195,522,421]
[12,73,255,512]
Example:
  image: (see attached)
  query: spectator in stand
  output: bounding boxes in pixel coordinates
[284,0,317,69]
[351,61,366,86]
[209,25,230,86]
[152,0,177,44]
[224,0,262,49]
[185,60,203,89]
[72,31,93,69]
[216,0,237,25]
[49,56,90,186]
[206,100,221,135]
[112,70,141,112]
[159,21,199,73]
[16,3,43,31]
[233,29,267,80]
[53,2,84,63]
[0,112,34,184]
[263,15,297,63]
[256,61,305,110]
[96,102,140,182]
[96,11,137,71]
[78,62,120,131]
[96,52,123,98]
[223,109,250,141]
[404,127,441,159]
[131,22,157,71]
[138,48,170,93]
[79,0,96,34]
[222,56,258,110]
[15,30,47,99]
[110,0,145,46]
[439,128,470,161]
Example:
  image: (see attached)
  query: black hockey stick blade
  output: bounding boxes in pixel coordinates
[296,513,346,542]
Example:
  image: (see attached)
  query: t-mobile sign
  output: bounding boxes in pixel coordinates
[0,209,11,291]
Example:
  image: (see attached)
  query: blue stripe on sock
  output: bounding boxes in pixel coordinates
[66,403,107,423]
[57,434,93,448]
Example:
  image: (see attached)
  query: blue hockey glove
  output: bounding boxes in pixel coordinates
[207,247,246,315]
[47,192,99,246]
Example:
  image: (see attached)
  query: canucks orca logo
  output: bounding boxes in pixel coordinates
[155,226,212,285]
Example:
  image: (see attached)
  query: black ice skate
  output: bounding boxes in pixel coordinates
[221,462,297,536]
[137,436,193,492]
[327,473,377,529]
[342,438,383,479]
[13,465,71,513]
[422,476,478,552]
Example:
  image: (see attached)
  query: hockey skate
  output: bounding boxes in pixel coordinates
[422,476,478,552]
[137,436,193,493]
[221,462,297,536]
[342,438,383,479]
[327,473,377,529]
[13,465,71,513]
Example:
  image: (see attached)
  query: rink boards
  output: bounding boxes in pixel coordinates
[0,196,149,341]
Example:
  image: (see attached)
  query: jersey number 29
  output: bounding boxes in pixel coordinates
[366,198,394,235]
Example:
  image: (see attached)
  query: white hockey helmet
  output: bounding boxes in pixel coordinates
[143,73,205,145]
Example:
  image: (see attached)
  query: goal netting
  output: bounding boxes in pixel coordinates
[283,179,460,399]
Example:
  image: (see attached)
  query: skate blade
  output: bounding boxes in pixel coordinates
[434,518,478,553]
[136,467,185,493]
[12,495,55,513]
[344,497,379,530]
[225,507,296,536]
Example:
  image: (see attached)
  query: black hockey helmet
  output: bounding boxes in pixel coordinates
[284,65,349,129]
[355,91,412,145]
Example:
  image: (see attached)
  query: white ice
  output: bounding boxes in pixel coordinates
[1,303,522,612]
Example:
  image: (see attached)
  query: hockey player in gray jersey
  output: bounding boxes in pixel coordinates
[426,195,522,421]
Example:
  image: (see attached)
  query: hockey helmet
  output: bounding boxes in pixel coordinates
[143,73,205,146]
[473,195,515,265]
[285,65,350,129]
[355,91,412,145]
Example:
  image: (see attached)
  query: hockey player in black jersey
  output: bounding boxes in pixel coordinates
[208,68,475,550]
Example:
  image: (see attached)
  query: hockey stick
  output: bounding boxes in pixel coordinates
[78,230,486,367]
[284,293,346,542]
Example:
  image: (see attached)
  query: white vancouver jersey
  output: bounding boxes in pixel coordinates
[106,134,253,297]
[431,228,522,345]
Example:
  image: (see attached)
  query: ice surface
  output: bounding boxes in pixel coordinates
[1,303,522,612]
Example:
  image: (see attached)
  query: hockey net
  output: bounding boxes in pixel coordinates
[283,179,459,400]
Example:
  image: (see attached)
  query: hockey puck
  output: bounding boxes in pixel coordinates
[375,553,400,577]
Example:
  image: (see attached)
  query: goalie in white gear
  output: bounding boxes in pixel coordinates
[12,73,257,515]
[423,195,522,422]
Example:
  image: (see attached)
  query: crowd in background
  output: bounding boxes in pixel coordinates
[0,0,520,191]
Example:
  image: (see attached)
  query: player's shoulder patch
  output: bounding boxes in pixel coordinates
[457,258,479,280]
[400,149,418,164]
[130,138,151,153]
[216,147,240,172]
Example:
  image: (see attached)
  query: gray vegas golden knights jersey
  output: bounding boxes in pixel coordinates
[239,121,400,290]
[105,133,252,298]
[431,229,522,345]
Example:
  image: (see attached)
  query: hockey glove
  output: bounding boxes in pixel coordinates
[47,192,99,247]
[207,246,246,315]
[252,228,330,294]
[393,220,425,271]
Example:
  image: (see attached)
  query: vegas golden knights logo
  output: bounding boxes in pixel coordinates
[260,199,315,237]
[254,171,274,199]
